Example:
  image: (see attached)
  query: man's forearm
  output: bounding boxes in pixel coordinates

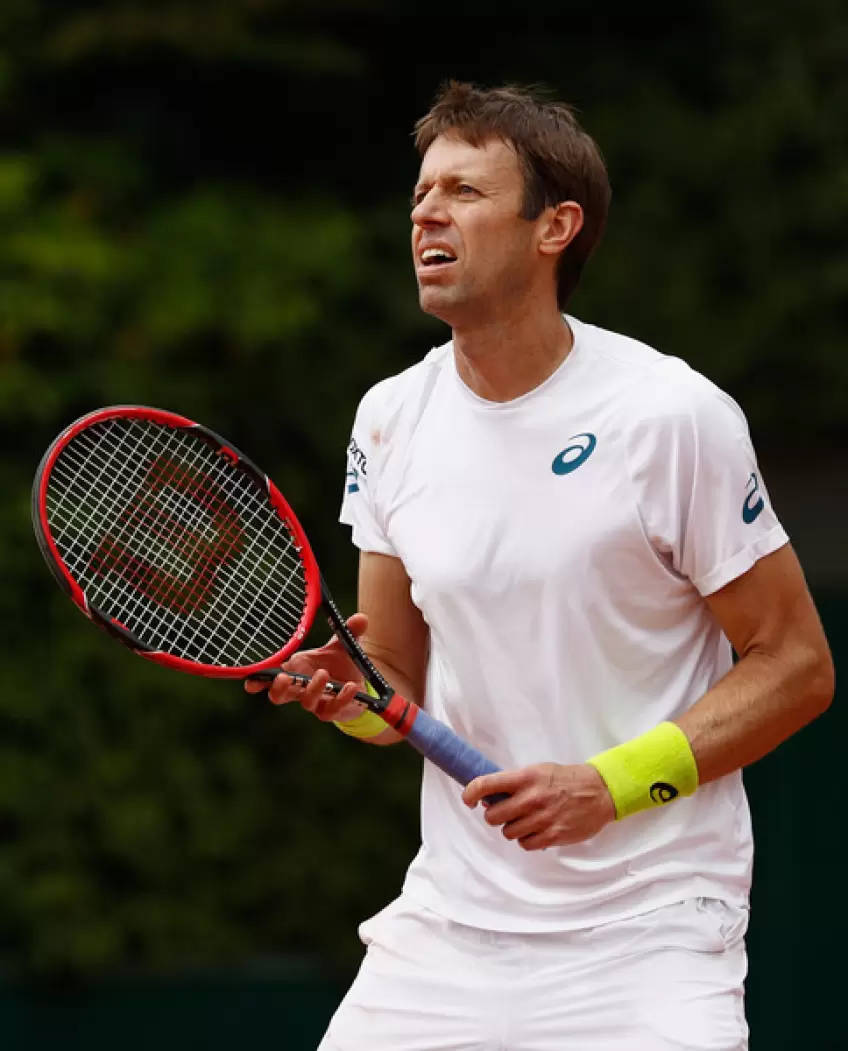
[355,551,431,747]
[673,544,834,784]
[676,639,833,784]
[353,645,424,747]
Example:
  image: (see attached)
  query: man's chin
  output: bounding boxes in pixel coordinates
[418,287,461,325]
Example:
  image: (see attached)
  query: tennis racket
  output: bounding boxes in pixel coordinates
[32,405,502,791]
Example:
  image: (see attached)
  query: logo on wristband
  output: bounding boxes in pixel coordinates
[649,782,679,805]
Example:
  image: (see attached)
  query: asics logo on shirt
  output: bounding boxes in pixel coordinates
[552,433,597,475]
[345,469,360,494]
[742,472,764,524]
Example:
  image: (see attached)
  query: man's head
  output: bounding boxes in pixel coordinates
[413,81,611,313]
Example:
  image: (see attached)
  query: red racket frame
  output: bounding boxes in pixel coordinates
[33,405,323,679]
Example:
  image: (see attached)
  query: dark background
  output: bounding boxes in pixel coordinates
[1,2,845,1047]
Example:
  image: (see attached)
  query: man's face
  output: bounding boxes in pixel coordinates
[411,133,542,326]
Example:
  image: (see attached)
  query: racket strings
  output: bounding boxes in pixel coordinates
[88,452,246,612]
[51,428,305,642]
[59,424,308,660]
[45,418,309,666]
[50,422,308,660]
[51,431,299,663]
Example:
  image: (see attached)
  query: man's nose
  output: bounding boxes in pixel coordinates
[411,190,448,227]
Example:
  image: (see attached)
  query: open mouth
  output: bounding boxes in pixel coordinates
[420,247,457,267]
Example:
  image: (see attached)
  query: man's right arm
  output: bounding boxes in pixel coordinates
[245,551,430,746]
[352,550,430,744]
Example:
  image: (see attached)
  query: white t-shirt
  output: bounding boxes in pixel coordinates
[339,315,788,932]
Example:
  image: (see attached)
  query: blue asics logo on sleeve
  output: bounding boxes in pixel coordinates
[345,469,360,494]
[552,433,597,475]
[742,472,764,523]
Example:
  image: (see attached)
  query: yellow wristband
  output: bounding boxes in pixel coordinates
[586,722,698,820]
[332,682,386,740]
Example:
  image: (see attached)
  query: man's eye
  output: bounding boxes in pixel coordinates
[458,184,476,195]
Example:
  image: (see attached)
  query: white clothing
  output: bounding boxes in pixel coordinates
[318,895,749,1050]
[339,316,788,932]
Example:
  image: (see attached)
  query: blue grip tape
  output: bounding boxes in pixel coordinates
[404,707,504,798]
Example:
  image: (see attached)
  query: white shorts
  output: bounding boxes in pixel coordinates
[318,895,748,1051]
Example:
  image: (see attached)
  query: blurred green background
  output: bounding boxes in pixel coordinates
[1,1,845,1047]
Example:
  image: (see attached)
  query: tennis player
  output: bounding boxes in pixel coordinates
[248,81,834,1049]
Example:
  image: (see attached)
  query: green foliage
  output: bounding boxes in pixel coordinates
[0,0,844,984]
[567,2,848,438]
[0,1,431,978]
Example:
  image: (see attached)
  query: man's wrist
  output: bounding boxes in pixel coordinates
[333,682,386,740]
[586,722,699,820]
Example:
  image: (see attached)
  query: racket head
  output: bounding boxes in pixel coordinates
[32,405,322,678]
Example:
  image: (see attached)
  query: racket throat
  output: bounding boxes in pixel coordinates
[379,694,417,736]
[88,600,155,653]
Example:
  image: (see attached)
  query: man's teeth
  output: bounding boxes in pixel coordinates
[421,248,456,264]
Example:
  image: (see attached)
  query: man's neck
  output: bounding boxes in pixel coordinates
[451,310,574,403]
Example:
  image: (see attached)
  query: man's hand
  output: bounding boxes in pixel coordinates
[462,763,616,850]
[243,613,369,724]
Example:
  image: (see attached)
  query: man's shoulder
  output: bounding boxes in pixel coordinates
[572,316,740,423]
[571,315,666,374]
[357,341,452,421]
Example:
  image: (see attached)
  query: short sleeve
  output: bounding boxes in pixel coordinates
[338,386,397,557]
[626,370,789,596]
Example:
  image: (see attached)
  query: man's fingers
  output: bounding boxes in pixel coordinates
[463,769,527,808]
[483,795,536,827]
[262,669,368,724]
[267,669,326,707]
[500,812,547,841]
[298,672,334,713]
[333,680,365,707]
[344,612,369,638]
[243,678,267,694]
[320,613,369,656]
[516,831,552,852]
[466,762,616,849]
[247,613,370,701]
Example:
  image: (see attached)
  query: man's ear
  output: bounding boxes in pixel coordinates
[538,201,584,256]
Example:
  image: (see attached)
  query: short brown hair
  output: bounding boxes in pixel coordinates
[414,81,611,308]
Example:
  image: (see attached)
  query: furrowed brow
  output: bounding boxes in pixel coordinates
[411,180,432,204]
[412,172,482,200]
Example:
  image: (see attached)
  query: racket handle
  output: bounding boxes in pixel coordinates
[401,706,508,803]
[248,670,508,804]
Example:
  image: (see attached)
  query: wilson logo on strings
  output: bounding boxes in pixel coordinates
[88,455,245,613]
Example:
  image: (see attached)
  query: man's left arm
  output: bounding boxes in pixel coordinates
[676,542,833,780]
[464,543,834,848]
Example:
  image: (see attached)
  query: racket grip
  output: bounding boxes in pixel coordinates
[403,707,508,803]
[250,671,507,804]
